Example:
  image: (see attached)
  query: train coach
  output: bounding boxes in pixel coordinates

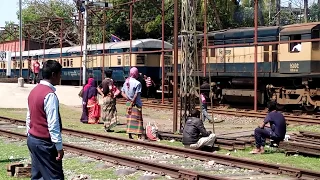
[0,38,173,86]
[170,22,320,111]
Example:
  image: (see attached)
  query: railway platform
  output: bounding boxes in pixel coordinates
[0,83,83,108]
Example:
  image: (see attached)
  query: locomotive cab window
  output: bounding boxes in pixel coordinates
[70,59,73,67]
[289,34,301,52]
[312,29,320,50]
[136,55,145,65]
[117,56,122,65]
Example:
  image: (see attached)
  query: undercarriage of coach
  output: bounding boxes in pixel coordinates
[211,77,320,112]
[266,85,320,112]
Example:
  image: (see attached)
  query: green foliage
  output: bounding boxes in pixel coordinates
[9,0,320,46]
[0,21,18,43]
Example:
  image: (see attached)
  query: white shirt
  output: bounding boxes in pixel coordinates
[292,44,301,52]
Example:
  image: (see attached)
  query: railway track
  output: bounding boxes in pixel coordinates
[0,129,224,180]
[1,116,320,179]
[116,99,320,125]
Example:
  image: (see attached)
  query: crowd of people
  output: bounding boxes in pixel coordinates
[25,60,288,179]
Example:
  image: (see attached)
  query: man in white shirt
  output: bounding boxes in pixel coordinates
[292,43,301,52]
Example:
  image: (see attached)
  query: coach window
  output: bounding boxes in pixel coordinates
[210,48,215,57]
[136,55,145,65]
[67,59,70,67]
[70,59,73,67]
[63,59,67,67]
[312,29,320,50]
[3,62,5,68]
[289,34,301,52]
[117,56,122,65]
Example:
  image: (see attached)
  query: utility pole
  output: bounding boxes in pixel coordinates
[173,0,178,133]
[179,0,198,132]
[18,0,24,87]
[304,0,308,23]
[318,0,320,21]
[82,0,88,85]
[276,0,281,26]
[79,0,113,85]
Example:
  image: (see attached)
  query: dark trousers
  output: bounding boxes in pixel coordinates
[27,135,64,180]
[146,87,151,99]
[254,127,282,148]
[33,73,39,84]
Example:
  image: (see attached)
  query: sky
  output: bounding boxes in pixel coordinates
[0,0,19,27]
[0,0,318,27]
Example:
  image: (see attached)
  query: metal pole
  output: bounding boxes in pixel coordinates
[18,0,24,87]
[60,19,63,85]
[304,0,308,23]
[161,0,165,104]
[79,11,83,86]
[82,0,88,85]
[254,0,258,112]
[60,19,63,64]
[268,0,271,25]
[203,0,207,77]
[102,8,106,80]
[173,0,178,132]
[129,2,133,68]
[19,0,22,77]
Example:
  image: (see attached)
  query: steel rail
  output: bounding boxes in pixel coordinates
[1,116,320,179]
[0,129,226,180]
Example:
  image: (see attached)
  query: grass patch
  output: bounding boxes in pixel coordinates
[63,158,119,179]
[0,138,30,180]
[287,124,320,133]
[0,138,121,179]
[217,147,320,172]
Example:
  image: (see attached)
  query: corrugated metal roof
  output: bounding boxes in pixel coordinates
[11,39,173,57]
[280,22,320,35]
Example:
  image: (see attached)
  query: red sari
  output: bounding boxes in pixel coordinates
[87,96,100,124]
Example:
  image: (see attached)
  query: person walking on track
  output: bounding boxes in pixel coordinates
[26,60,64,179]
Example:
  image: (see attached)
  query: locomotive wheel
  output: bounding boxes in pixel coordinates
[303,105,317,112]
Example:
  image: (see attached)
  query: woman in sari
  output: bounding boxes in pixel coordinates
[101,86,118,132]
[80,78,100,124]
[121,67,144,140]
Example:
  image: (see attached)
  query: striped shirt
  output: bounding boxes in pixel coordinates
[146,77,152,87]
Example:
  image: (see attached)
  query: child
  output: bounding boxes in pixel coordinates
[200,92,213,123]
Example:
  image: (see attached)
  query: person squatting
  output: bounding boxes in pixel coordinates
[250,101,287,154]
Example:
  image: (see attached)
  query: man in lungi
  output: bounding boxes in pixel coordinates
[182,109,216,151]
[26,60,64,179]
[121,67,144,140]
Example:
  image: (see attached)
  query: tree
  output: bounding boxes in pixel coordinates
[19,0,78,47]
[0,21,19,43]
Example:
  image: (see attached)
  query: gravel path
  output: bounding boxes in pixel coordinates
[0,120,295,180]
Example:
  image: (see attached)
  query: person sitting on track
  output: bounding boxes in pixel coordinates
[250,101,287,154]
[182,109,216,151]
